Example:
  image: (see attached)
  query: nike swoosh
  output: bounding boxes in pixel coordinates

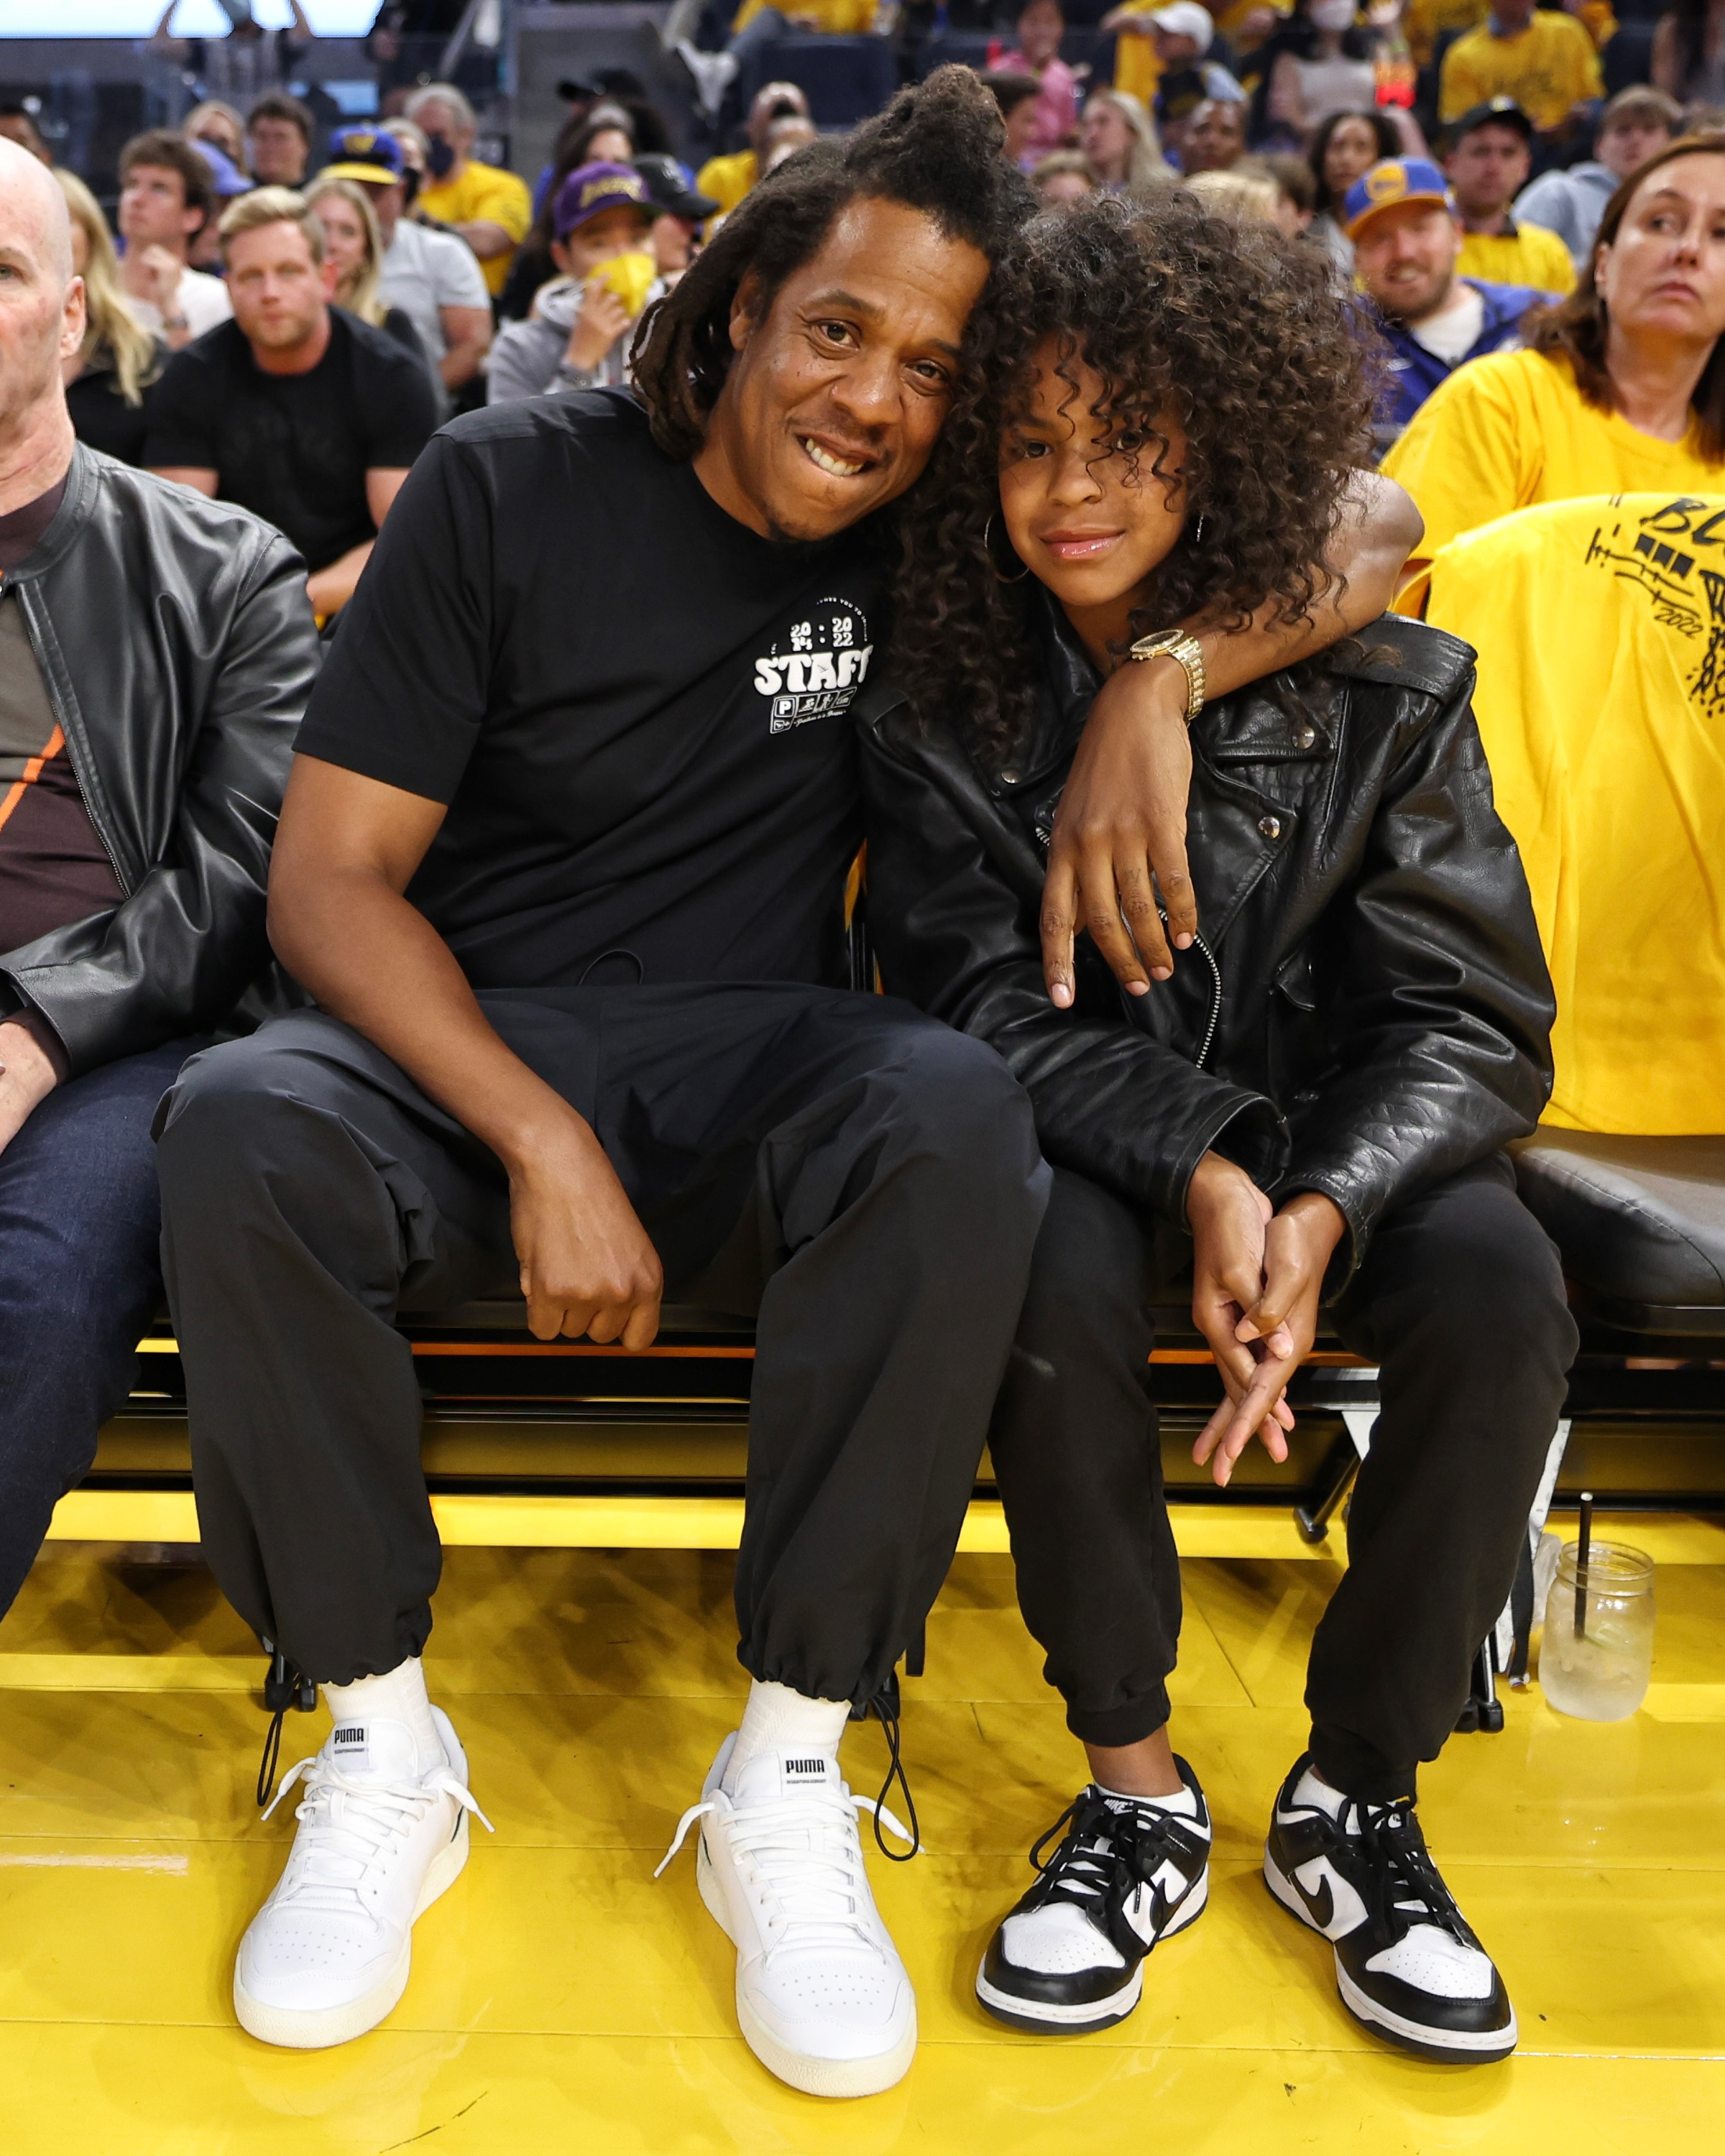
[1299,1873,1334,1930]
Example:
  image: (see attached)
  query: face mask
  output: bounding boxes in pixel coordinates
[425,135,456,179]
[1311,0,1356,26]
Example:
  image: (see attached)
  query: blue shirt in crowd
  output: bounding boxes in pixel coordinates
[1371,277,1542,447]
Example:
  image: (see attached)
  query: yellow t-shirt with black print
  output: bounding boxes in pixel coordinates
[1422,494,1725,1134]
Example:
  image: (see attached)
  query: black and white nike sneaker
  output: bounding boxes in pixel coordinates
[1264,1754,1517,2063]
[976,1759,1212,2033]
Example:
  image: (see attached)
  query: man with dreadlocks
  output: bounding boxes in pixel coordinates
[154,70,1416,2093]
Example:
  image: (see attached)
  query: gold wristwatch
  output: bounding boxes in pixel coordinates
[1127,628,1206,722]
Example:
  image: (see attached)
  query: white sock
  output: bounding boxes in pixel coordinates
[722,1677,851,1792]
[323,1657,442,1774]
[1098,1778,1200,1819]
[1293,1764,1346,1818]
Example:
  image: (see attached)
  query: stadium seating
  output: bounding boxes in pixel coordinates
[739,34,899,129]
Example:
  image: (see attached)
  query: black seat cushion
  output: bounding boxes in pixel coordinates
[1512,1131,1725,1327]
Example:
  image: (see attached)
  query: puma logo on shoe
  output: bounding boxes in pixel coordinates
[783,1757,830,1777]
[333,1726,367,1749]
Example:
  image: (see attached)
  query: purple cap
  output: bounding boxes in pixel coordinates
[553,161,655,239]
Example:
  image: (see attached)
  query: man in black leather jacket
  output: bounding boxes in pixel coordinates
[0,141,316,1618]
[861,590,1580,2063]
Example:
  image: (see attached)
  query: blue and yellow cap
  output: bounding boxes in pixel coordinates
[319,126,406,186]
[1342,157,1454,242]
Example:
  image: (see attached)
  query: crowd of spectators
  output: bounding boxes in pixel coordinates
[4,0,1723,626]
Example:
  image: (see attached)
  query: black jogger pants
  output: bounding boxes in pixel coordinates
[989,1157,1578,1800]
[155,986,1050,1702]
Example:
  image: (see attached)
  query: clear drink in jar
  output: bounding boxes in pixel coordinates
[1538,1539,1655,1721]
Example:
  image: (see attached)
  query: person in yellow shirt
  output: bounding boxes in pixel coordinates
[1445,97,1576,293]
[1420,493,1725,1135]
[1438,0,1601,144]
[1405,0,1487,69]
[402,82,531,299]
[1385,139,1725,571]
[1102,0,1166,106]
[695,81,815,218]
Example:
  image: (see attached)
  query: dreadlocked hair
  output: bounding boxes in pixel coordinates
[631,65,1034,459]
[888,190,1376,765]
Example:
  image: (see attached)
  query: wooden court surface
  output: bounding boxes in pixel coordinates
[0,1529,1721,2152]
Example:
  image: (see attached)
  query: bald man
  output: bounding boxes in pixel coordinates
[0,137,318,1617]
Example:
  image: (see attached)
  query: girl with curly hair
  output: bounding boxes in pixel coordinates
[861,193,1570,2065]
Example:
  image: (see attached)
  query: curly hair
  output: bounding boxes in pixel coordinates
[631,65,1033,460]
[888,192,1375,764]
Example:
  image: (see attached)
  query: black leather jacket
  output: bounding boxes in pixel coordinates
[860,599,1557,1288]
[0,446,318,1077]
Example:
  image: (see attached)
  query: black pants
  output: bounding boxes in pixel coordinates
[155,987,1049,1702]
[0,1036,203,1620]
[990,1157,1578,1800]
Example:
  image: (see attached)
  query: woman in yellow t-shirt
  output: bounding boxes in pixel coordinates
[1386,137,1725,574]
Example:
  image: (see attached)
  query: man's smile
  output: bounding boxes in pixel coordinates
[797,433,880,480]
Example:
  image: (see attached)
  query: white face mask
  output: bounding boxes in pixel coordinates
[1310,0,1356,27]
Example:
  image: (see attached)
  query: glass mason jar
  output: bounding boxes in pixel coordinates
[1538,1541,1656,1721]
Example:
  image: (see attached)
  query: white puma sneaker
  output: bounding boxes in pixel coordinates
[234,1705,492,2050]
[657,1734,917,2098]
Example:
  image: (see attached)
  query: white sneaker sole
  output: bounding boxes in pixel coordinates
[974,1866,1208,2033]
[696,1833,917,2098]
[234,1811,470,2051]
[1263,1848,1517,2063]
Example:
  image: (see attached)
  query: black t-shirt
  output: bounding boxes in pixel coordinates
[144,307,438,571]
[295,390,881,990]
[65,341,167,467]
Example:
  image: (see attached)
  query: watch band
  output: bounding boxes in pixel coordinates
[1128,628,1206,722]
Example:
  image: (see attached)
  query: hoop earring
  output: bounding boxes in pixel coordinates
[984,515,1031,584]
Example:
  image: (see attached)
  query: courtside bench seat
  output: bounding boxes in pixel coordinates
[1513,1132,1725,1337]
[64,1136,1725,1551]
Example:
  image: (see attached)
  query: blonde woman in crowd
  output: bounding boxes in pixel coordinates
[1079,88,1172,193]
[303,175,431,372]
[185,99,249,175]
[1184,164,1282,220]
[56,168,164,465]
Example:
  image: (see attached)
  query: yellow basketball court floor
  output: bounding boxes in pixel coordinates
[1,1522,1721,2153]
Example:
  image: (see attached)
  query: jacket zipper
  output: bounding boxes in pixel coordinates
[9,578,134,896]
[1156,905,1223,1070]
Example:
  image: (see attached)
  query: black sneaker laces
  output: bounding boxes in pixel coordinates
[1338,1797,1477,1954]
[1029,1788,1204,1961]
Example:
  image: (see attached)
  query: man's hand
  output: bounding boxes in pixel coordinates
[1041,653,1195,1007]
[1187,1151,1295,1488]
[505,1106,663,1347]
[566,282,632,374]
[270,760,669,1353]
[130,243,184,313]
[0,1019,59,1159]
[1194,1187,1348,1487]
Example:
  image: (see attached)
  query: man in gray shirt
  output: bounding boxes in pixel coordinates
[320,125,492,413]
[1514,87,1680,270]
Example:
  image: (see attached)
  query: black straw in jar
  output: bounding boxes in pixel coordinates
[1573,1490,1594,1640]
